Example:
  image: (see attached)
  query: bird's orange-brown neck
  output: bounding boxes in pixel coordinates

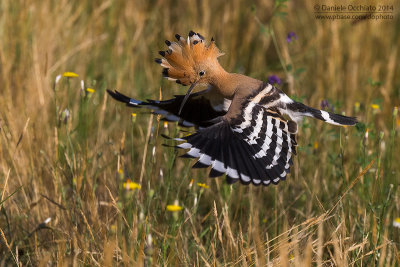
[208,66,263,99]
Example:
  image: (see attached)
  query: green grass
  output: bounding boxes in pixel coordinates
[0,0,399,265]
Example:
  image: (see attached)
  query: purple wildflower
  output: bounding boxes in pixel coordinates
[320,100,329,109]
[320,99,334,112]
[268,75,281,85]
[287,32,298,43]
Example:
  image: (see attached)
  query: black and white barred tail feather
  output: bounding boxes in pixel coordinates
[107,89,227,127]
[285,102,358,126]
[256,85,358,126]
[248,85,357,126]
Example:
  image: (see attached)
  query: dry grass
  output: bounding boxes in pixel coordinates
[0,0,399,266]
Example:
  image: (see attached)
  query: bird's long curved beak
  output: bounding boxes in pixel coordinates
[178,80,198,115]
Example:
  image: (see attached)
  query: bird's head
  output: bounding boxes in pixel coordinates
[155,31,225,113]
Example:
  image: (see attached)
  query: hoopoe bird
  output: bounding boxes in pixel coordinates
[108,31,357,186]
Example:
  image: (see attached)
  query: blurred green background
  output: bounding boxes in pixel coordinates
[0,0,399,265]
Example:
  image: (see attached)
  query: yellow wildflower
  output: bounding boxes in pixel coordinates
[354,102,360,112]
[123,179,141,190]
[86,88,95,93]
[166,204,183,212]
[118,169,124,179]
[110,224,117,233]
[371,104,380,110]
[313,141,318,149]
[131,113,137,117]
[197,183,209,189]
[62,72,79,78]
[393,218,400,228]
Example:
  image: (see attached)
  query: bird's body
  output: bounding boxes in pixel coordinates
[108,31,357,186]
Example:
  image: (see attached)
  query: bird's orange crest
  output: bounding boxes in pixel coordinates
[155,31,224,86]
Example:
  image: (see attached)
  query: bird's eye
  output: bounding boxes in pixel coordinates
[199,70,205,76]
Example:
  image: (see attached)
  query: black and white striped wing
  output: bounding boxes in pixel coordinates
[175,85,298,186]
[107,89,229,127]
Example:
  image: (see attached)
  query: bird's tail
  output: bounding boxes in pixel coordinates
[154,31,223,86]
[286,102,358,126]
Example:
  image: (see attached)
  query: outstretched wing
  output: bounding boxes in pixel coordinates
[175,83,298,186]
[107,89,230,127]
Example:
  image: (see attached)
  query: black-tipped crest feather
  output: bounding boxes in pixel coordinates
[155,31,224,86]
